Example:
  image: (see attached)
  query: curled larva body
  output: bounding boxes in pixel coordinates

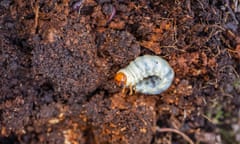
[115,55,174,94]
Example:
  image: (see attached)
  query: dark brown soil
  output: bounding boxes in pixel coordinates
[0,0,240,144]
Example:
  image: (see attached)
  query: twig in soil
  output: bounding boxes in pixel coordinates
[206,24,225,44]
[155,127,195,144]
[197,0,206,12]
[201,113,216,124]
[158,18,184,53]
[106,5,116,25]
[73,0,85,14]
[186,0,194,16]
[225,0,239,24]
[219,65,239,78]
[207,24,226,31]
[207,29,222,42]
[202,45,221,59]
[227,48,240,56]
[160,45,186,52]
[33,0,39,34]
[220,87,234,98]
[234,0,240,12]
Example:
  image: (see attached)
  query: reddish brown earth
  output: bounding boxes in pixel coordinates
[0,0,240,144]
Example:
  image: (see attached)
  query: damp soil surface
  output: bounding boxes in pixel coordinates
[1,0,240,144]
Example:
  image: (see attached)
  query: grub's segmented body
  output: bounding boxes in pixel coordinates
[116,55,174,94]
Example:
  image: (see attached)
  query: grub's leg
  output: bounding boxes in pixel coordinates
[129,84,133,95]
[121,85,126,94]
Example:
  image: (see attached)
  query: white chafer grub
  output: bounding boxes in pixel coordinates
[115,55,174,94]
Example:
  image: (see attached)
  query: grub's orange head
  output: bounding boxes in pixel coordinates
[114,72,127,86]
